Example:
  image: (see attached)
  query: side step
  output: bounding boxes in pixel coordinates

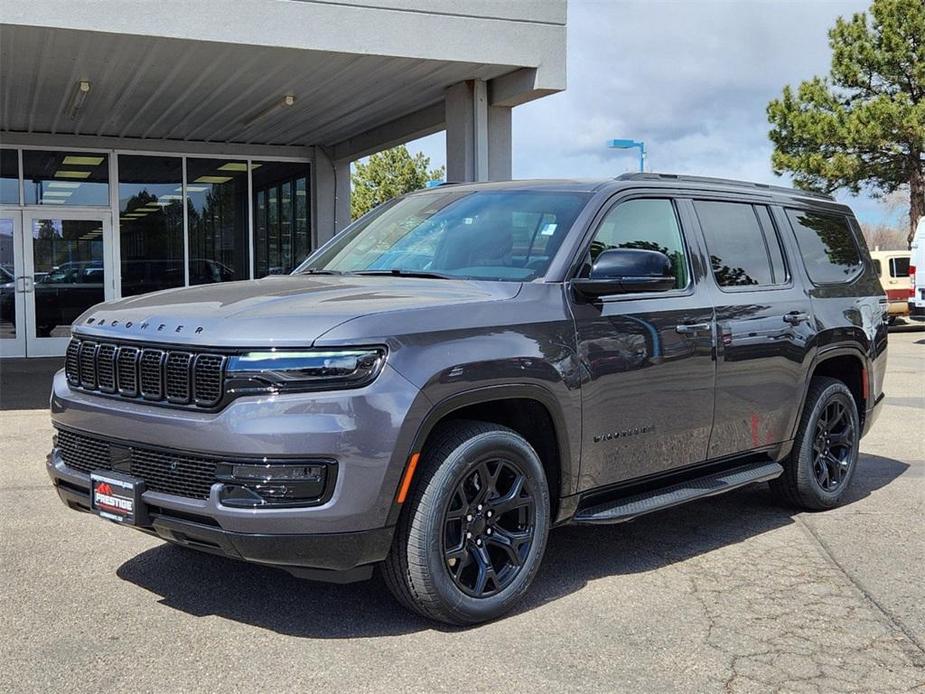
[572,461,783,525]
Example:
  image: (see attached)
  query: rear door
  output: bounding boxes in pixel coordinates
[690,198,816,458]
[570,195,716,491]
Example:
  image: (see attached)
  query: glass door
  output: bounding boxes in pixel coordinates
[0,210,26,357]
[22,209,114,357]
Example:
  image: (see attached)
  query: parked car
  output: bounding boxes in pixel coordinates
[47,174,887,625]
[909,216,925,322]
[869,249,912,324]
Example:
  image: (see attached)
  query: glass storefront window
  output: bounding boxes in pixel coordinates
[1,149,19,205]
[252,161,310,278]
[22,150,109,206]
[0,218,16,338]
[186,158,248,284]
[118,155,184,297]
[31,218,105,337]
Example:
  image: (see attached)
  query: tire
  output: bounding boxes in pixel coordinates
[382,420,551,625]
[769,377,861,510]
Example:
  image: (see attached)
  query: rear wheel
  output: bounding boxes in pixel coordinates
[770,377,860,510]
[382,420,550,625]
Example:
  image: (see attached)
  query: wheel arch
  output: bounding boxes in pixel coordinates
[796,346,869,436]
[386,384,576,526]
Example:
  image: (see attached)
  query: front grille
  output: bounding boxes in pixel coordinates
[65,337,226,409]
[56,428,218,500]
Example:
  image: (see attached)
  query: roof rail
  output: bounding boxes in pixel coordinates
[615,172,834,201]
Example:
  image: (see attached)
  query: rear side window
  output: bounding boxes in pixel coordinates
[694,200,788,288]
[786,210,862,284]
[890,256,910,278]
[873,258,882,275]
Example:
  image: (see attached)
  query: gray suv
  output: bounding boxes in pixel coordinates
[49,174,887,624]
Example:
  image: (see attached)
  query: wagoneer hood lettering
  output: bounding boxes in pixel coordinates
[73,275,520,347]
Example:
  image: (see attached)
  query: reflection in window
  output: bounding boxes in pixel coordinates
[22,150,109,206]
[118,155,184,297]
[31,219,105,338]
[695,201,787,288]
[252,161,310,277]
[186,158,248,284]
[591,199,688,289]
[786,210,862,285]
[1,218,16,338]
[1,149,19,205]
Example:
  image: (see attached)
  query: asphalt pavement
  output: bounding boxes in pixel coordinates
[1,327,923,693]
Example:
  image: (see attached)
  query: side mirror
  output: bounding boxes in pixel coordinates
[572,248,676,297]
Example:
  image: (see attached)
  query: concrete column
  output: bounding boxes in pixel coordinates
[487,104,512,181]
[312,146,352,248]
[445,80,488,182]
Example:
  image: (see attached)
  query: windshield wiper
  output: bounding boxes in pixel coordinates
[354,269,454,280]
[299,269,347,275]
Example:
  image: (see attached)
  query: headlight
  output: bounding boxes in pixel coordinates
[224,347,386,394]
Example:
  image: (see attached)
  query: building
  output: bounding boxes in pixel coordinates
[0,0,567,357]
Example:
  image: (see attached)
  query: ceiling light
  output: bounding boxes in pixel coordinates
[47,181,82,189]
[43,190,72,197]
[55,170,91,179]
[184,185,209,192]
[62,155,104,166]
[217,162,248,172]
[194,175,233,184]
[158,194,182,201]
[241,94,295,127]
[67,80,92,120]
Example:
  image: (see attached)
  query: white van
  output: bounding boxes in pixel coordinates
[911,216,925,322]
[870,249,912,323]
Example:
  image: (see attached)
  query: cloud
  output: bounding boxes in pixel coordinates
[409,0,898,224]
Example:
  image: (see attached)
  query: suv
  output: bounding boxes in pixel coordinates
[48,174,887,625]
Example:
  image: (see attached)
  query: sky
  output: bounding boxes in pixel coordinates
[406,0,902,227]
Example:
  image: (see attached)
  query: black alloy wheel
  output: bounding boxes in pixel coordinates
[442,458,536,598]
[382,420,550,625]
[811,398,855,492]
[769,377,861,510]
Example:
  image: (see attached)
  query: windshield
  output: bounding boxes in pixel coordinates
[296,189,590,281]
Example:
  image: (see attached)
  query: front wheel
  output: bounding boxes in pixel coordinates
[382,420,550,625]
[770,377,860,510]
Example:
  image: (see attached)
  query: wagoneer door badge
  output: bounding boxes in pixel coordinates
[593,425,654,443]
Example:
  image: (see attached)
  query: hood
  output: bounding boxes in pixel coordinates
[73,275,521,347]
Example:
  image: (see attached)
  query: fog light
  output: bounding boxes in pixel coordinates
[217,461,332,508]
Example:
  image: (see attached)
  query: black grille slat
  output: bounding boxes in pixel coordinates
[139,349,165,399]
[56,429,218,500]
[96,344,117,393]
[79,342,98,389]
[66,338,225,409]
[117,346,139,396]
[165,352,193,404]
[65,340,81,385]
[193,355,225,407]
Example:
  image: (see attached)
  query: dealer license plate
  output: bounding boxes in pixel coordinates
[90,471,147,525]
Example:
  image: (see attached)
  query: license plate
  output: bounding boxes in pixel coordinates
[90,471,147,525]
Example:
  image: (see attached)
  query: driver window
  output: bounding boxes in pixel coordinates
[590,198,689,289]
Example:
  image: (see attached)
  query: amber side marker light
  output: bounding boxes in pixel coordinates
[396,452,421,503]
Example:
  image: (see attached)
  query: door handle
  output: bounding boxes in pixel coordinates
[783,312,810,325]
[14,276,33,293]
[676,322,712,334]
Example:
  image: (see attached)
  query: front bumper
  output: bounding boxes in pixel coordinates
[47,363,432,579]
[910,303,925,322]
[50,474,392,582]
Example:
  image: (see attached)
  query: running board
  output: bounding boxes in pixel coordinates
[572,461,783,525]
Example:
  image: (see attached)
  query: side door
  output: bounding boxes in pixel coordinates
[570,195,716,491]
[689,198,816,458]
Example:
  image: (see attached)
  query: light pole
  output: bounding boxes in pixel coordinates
[607,139,646,173]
